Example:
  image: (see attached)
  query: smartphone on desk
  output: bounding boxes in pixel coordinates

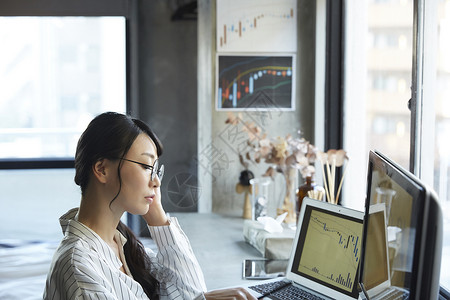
[242,258,288,280]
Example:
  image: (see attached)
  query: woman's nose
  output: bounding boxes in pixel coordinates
[150,174,161,187]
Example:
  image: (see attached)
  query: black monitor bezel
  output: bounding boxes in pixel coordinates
[359,150,427,298]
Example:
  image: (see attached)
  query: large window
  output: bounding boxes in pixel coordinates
[0,17,126,160]
[344,0,450,292]
[0,16,127,241]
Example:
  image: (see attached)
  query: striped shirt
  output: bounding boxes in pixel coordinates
[43,208,207,300]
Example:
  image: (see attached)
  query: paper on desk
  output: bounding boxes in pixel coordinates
[256,212,287,233]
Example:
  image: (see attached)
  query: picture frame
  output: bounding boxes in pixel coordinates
[216,0,297,53]
[216,53,296,111]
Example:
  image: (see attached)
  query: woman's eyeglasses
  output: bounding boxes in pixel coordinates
[119,158,164,181]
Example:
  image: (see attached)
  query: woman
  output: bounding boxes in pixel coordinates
[44,112,255,300]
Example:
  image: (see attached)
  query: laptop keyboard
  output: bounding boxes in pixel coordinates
[249,280,290,295]
[249,281,327,300]
[378,288,409,300]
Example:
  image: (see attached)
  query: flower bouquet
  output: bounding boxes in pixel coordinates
[225,112,317,223]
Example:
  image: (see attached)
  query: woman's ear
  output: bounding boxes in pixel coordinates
[92,159,109,184]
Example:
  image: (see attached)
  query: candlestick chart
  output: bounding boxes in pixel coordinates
[217,55,293,110]
[298,210,363,293]
[216,0,297,52]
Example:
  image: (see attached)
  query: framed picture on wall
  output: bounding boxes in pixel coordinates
[216,0,297,53]
[216,54,296,111]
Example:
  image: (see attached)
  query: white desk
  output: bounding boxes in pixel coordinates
[153,212,367,299]
[170,212,263,290]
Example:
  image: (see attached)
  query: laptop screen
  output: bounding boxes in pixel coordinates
[361,204,390,291]
[290,202,363,298]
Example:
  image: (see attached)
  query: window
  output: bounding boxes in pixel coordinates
[344,0,449,292]
[0,12,127,240]
[0,17,126,160]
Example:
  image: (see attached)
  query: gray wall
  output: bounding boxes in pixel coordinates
[199,0,318,216]
[136,0,317,216]
[137,0,199,212]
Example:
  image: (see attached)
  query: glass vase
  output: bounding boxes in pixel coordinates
[296,175,325,222]
[297,176,315,217]
[277,167,298,225]
[249,177,271,220]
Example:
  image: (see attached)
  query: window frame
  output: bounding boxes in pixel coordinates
[0,0,137,169]
[323,0,345,205]
[410,0,437,182]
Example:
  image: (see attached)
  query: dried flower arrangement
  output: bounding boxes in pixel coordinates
[225,112,349,219]
[225,112,317,178]
[225,112,317,223]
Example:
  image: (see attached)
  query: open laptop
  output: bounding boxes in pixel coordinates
[245,197,364,300]
[359,203,409,300]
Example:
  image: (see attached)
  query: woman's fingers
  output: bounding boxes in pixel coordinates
[204,287,257,300]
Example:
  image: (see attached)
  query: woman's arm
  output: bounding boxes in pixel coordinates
[142,190,255,299]
[147,218,207,299]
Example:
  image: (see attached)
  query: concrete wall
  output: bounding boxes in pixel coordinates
[198,0,318,216]
[135,0,317,215]
[137,0,199,212]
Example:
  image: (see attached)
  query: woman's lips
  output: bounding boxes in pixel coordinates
[145,195,155,204]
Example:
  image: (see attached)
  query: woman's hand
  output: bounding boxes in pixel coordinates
[204,287,257,300]
[142,185,169,226]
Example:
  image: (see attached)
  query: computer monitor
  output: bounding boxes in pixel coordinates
[359,150,443,299]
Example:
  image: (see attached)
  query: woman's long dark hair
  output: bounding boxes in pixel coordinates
[74,112,162,299]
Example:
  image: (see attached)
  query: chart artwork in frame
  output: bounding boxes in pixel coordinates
[216,0,297,53]
[216,54,295,111]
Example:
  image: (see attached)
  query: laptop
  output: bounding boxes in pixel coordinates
[245,197,364,300]
[359,203,409,300]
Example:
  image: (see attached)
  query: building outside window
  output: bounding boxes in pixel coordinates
[345,0,450,291]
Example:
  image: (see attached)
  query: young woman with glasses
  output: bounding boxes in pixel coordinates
[44,112,255,300]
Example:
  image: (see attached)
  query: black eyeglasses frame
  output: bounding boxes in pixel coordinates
[118,158,164,181]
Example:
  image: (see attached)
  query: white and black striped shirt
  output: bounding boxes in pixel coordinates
[44,208,207,300]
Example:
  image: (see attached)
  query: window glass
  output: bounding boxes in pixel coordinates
[0,17,126,159]
[433,0,450,290]
[365,0,413,169]
[345,0,449,291]
[0,169,79,240]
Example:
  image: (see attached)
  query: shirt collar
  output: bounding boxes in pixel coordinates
[59,207,126,271]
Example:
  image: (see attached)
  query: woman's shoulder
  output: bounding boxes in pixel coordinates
[52,235,94,267]
[45,237,112,299]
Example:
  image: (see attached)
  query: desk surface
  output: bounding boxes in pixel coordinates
[164,213,367,300]
[170,212,262,290]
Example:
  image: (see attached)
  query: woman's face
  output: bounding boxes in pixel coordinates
[114,133,161,216]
